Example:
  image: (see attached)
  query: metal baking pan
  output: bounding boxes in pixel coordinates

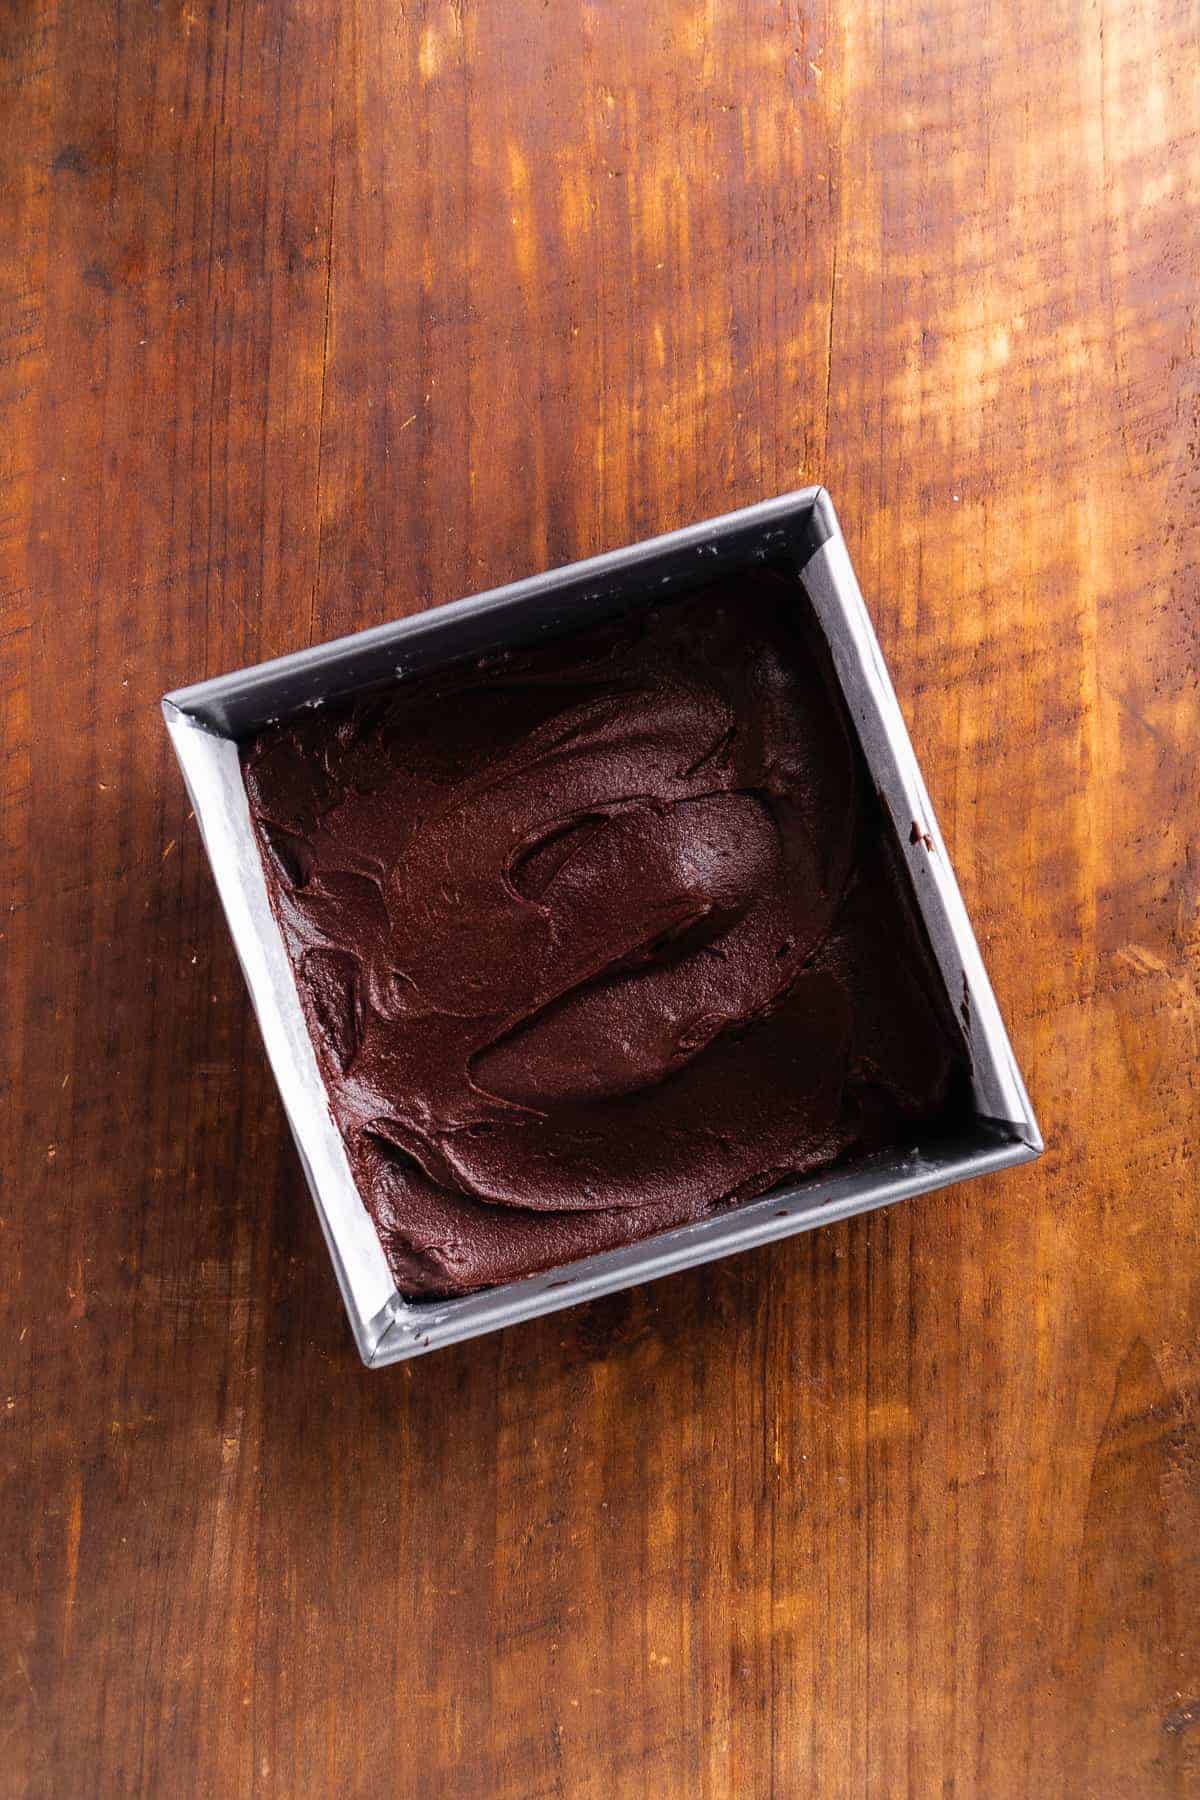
[163,489,1041,1365]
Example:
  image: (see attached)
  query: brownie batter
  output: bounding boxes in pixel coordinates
[242,572,964,1297]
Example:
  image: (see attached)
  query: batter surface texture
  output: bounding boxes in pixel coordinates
[242,572,964,1297]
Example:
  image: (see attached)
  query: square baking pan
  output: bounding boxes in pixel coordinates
[163,489,1041,1365]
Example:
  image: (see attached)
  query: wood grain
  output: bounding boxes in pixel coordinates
[3,0,1198,1794]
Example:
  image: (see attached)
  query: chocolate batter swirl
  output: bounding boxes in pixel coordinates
[243,572,963,1296]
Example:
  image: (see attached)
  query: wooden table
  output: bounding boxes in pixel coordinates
[4,1,1198,1794]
